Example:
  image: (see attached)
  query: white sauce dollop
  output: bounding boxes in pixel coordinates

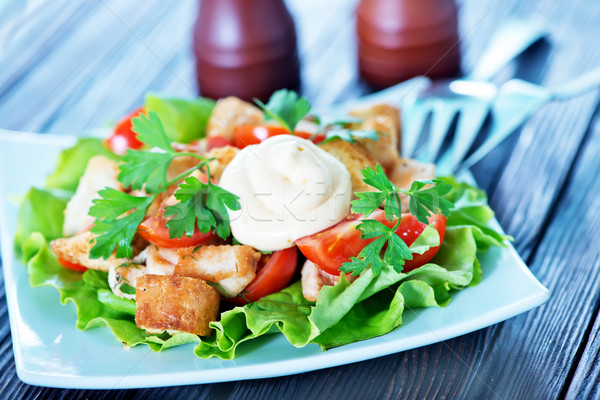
[219,135,352,251]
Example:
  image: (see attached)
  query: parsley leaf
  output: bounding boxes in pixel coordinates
[351,164,402,220]
[118,111,179,193]
[89,110,240,259]
[131,111,173,152]
[339,219,412,275]
[118,150,175,193]
[403,179,453,224]
[255,89,311,133]
[322,128,379,144]
[342,165,455,276]
[89,188,155,259]
[352,165,453,224]
[164,175,240,241]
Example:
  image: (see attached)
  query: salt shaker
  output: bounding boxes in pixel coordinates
[193,0,300,102]
[356,0,461,88]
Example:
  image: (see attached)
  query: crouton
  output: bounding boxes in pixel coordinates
[301,260,357,302]
[50,231,127,272]
[319,140,378,194]
[206,97,263,140]
[205,145,240,182]
[349,103,401,146]
[63,156,123,236]
[358,115,401,172]
[135,274,219,336]
[174,245,260,297]
[389,158,436,212]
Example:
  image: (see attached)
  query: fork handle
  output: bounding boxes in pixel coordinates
[552,67,600,99]
[467,19,547,82]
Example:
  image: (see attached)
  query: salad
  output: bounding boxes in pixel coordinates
[13,90,508,359]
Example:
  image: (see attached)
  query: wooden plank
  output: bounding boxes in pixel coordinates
[0,0,190,133]
[0,2,97,95]
[559,112,600,400]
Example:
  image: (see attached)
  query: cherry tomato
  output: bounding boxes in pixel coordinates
[105,106,145,155]
[233,125,325,148]
[226,247,298,306]
[206,136,233,151]
[296,209,446,275]
[399,214,446,272]
[57,257,88,273]
[138,212,217,248]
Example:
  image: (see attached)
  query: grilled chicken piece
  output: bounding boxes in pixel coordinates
[174,245,261,297]
[63,156,123,236]
[319,140,378,195]
[50,231,126,272]
[205,145,240,182]
[135,274,220,336]
[358,115,400,172]
[108,245,178,300]
[206,97,263,140]
[349,103,401,151]
[301,260,357,302]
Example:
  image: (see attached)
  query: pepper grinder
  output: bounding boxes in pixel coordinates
[356,0,461,88]
[193,0,300,102]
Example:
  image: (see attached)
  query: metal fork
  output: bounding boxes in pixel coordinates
[402,19,547,166]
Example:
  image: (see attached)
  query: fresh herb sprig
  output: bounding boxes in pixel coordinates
[322,128,379,144]
[89,112,239,259]
[254,89,311,133]
[340,165,454,276]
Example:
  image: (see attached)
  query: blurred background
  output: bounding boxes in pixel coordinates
[0,0,578,134]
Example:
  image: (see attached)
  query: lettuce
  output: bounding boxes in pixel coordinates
[21,232,200,350]
[145,94,215,143]
[14,138,506,358]
[14,188,68,262]
[46,138,118,192]
[193,224,497,358]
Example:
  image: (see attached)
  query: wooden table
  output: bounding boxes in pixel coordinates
[1,0,599,398]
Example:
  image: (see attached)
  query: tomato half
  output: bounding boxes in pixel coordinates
[105,106,145,155]
[138,212,217,248]
[296,210,446,275]
[233,125,325,148]
[226,246,298,306]
[206,136,233,151]
[57,257,88,273]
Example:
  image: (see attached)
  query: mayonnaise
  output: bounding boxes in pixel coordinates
[219,135,352,251]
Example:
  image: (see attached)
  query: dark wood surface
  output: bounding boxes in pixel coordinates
[1,0,599,398]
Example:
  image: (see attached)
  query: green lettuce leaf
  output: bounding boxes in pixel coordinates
[21,232,200,350]
[145,94,215,143]
[46,138,118,192]
[193,223,494,358]
[14,188,68,262]
[15,161,506,359]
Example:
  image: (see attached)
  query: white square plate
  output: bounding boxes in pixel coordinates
[0,124,549,389]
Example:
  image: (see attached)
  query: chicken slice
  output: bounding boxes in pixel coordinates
[63,156,123,236]
[319,139,378,195]
[174,245,261,297]
[206,97,263,140]
[358,114,401,172]
[108,245,178,300]
[205,145,240,182]
[349,103,401,152]
[301,260,357,302]
[50,231,126,272]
